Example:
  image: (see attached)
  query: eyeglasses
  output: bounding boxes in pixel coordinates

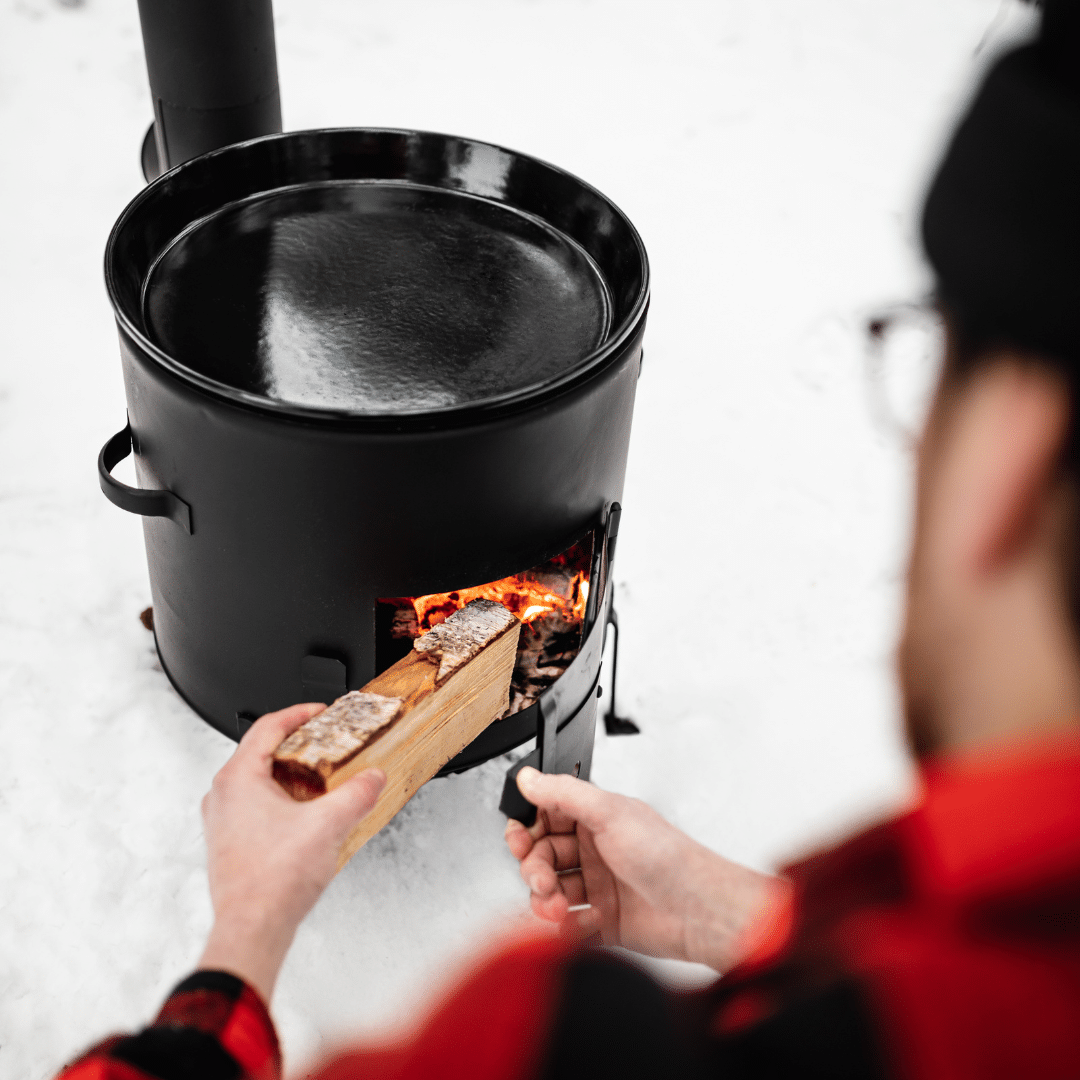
[864,298,945,448]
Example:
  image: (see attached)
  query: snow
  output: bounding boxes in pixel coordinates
[0,1,1038,1076]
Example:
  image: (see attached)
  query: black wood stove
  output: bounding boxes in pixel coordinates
[98,0,649,821]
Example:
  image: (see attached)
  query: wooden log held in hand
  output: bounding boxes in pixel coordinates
[273,598,521,866]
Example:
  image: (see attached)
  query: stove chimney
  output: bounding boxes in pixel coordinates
[136,0,282,179]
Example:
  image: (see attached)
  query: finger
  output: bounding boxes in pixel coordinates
[522,857,559,900]
[522,804,585,843]
[520,837,580,899]
[560,905,603,944]
[526,865,586,909]
[526,804,581,841]
[558,870,588,908]
[524,807,574,838]
[504,818,534,861]
[239,702,327,762]
[531,888,569,924]
[526,807,553,843]
[516,768,614,835]
[320,769,386,833]
[521,833,580,878]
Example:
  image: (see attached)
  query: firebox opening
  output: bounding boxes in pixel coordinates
[376,534,594,719]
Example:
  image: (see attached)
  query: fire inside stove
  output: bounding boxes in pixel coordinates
[377,538,592,717]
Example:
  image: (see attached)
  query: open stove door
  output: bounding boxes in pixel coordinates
[500,503,638,826]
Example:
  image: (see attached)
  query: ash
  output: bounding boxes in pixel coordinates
[504,612,580,715]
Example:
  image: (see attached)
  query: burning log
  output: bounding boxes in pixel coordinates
[273,598,520,866]
[383,540,591,717]
[505,611,581,715]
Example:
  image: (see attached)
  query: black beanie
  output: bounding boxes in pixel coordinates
[921,0,1080,362]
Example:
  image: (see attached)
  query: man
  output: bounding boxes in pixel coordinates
[59,2,1080,1077]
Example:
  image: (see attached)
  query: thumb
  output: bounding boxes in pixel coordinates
[516,767,613,832]
[321,768,386,833]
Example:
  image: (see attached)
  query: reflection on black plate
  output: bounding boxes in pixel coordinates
[144,181,611,413]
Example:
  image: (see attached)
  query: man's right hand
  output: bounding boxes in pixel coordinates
[504,767,779,973]
[198,702,386,1001]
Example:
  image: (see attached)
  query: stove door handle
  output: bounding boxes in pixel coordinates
[98,423,192,534]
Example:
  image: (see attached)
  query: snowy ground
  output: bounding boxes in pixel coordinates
[0,1,1038,1076]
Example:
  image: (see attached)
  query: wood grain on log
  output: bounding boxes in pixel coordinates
[272,598,520,867]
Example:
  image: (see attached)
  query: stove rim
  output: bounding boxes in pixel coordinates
[137,177,616,369]
[105,126,651,431]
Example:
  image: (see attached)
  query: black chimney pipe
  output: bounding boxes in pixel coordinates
[137,0,282,180]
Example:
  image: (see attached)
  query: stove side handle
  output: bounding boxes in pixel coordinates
[98,422,192,534]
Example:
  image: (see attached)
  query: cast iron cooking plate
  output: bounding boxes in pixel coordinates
[107,128,649,427]
[142,181,611,413]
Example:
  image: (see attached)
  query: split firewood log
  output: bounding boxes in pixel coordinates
[273,598,520,866]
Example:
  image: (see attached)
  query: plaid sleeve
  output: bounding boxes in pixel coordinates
[310,935,568,1080]
[56,971,280,1080]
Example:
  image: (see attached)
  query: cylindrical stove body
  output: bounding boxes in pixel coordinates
[102,129,649,751]
[115,323,641,735]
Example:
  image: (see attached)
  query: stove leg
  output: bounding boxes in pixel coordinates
[603,603,640,736]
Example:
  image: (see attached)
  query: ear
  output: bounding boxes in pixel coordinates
[940,359,1070,578]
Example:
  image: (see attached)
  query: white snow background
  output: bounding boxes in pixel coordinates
[0,1,1039,1076]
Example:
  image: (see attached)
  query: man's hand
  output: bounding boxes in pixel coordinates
[505,767,777,973]
[197,703,386,1002]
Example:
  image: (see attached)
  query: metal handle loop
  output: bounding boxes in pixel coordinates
[98,423,192,534]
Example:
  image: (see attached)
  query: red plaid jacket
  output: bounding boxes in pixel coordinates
[58,735,1080,1080]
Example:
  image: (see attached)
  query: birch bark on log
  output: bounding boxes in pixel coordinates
[273,598,521,867]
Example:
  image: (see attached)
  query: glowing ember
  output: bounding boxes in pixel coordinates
[410,570,588,633]
[380,539,593,717]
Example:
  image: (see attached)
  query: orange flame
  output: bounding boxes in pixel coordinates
[411,571,589,632]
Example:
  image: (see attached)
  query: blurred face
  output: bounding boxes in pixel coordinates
[897,370,956,758]
[896,331,1076,758]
